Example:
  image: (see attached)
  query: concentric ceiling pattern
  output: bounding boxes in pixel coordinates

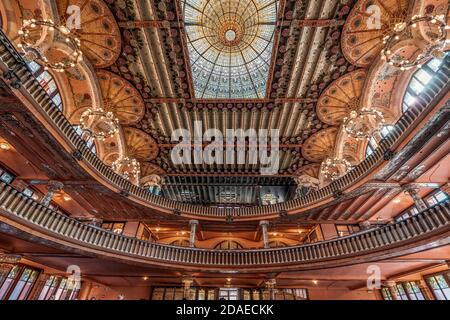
[317,69,367,125]
[183,0,278,98]
[341,0,408,67]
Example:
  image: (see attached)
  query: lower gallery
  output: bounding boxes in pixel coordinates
[0,0,449,302]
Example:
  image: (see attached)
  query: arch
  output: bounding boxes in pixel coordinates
[214,240,244,250]
[169,239,190,247]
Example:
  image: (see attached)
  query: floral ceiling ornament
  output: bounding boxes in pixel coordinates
[79,109,119,141]
[112,156,140,183]
[17,18,82,72]
[320,157,353,181]
[381,15,448,70]
[342,108,386,141]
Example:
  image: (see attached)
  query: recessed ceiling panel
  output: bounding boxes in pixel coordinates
[183,0,278,99]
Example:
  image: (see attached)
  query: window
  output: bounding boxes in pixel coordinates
[26,61,63,110]
[402,53,449,112]
[404,281,425,300]
[101,222,125,234]
[72,125,97,155]
[395,189,449,222]
[0,265,21,299]
[0,265,39,300]
[394,284,409,300]
[148,185,161,196]
[335,224,360,237]
[381,287,393,300]
[8,268,39,300]
[426,190,449,206]
[37,275,60,300]
[0,166,15,184]
[426,273,450,300]
[365,125,395,158]
[218,288,239,300]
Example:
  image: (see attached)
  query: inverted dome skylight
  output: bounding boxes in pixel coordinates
[183,0,278,99]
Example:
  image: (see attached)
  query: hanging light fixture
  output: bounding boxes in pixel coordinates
[17,18,82,72]
[79,109,119,141]
[320,157,352,181]
[381,15,448,70]
[112,156,140,182]
[342,108,386,141]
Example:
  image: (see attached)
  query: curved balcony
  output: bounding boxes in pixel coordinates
[0,31,449,219]
[1,182,449,272]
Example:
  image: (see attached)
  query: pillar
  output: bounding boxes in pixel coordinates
[404,187,428,212]
[265,279,276,300]
[182,276,193,300]
[259,220,270,249]
[383,281,399,300]
[417,279,433,300]
[189,220,198,248]
[41,181,64,206]
[28,273,51,300]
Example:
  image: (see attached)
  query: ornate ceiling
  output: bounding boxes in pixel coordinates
[3,0,448,207]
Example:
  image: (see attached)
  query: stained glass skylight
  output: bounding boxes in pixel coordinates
[183,0,278,99]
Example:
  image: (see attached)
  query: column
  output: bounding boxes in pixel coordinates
[418,279,433,300]
[265,279,276,300]
[404,187,428,212]
[182,276,193,300]
[28,273,51,300]
[383,281,399,300]
[189,220,199,248]
[260,220,270,249]
[41,181,64,206]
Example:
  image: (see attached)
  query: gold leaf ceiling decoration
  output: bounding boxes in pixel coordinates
[341,0,409,67]
[56,0,122,68]
[302,127,339,163]
[317,69,367,126]
[97,70,145,125]
[123,127,159,161]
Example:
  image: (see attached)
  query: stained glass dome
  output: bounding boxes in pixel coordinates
[183,0,278,99]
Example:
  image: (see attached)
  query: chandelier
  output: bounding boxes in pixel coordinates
[342,108,386,141]
[79,109,119,141]
[320,157,352,181]
[17,18,82,72]
[112,157,140,181]
[381,15,448,70]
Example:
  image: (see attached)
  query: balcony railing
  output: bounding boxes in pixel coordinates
[0,30,449,219]
[1,182,449,269]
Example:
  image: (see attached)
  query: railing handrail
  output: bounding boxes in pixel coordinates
[0,181,449,269]
[0,30,449,218]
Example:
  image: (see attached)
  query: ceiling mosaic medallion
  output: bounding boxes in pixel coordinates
[341,0,408,67]
[56,0,121,68]
[302,127,339,163]
[317,69,367,126]
[183,0,278,98]
[123,127,159,161]
[97,71,145,125]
